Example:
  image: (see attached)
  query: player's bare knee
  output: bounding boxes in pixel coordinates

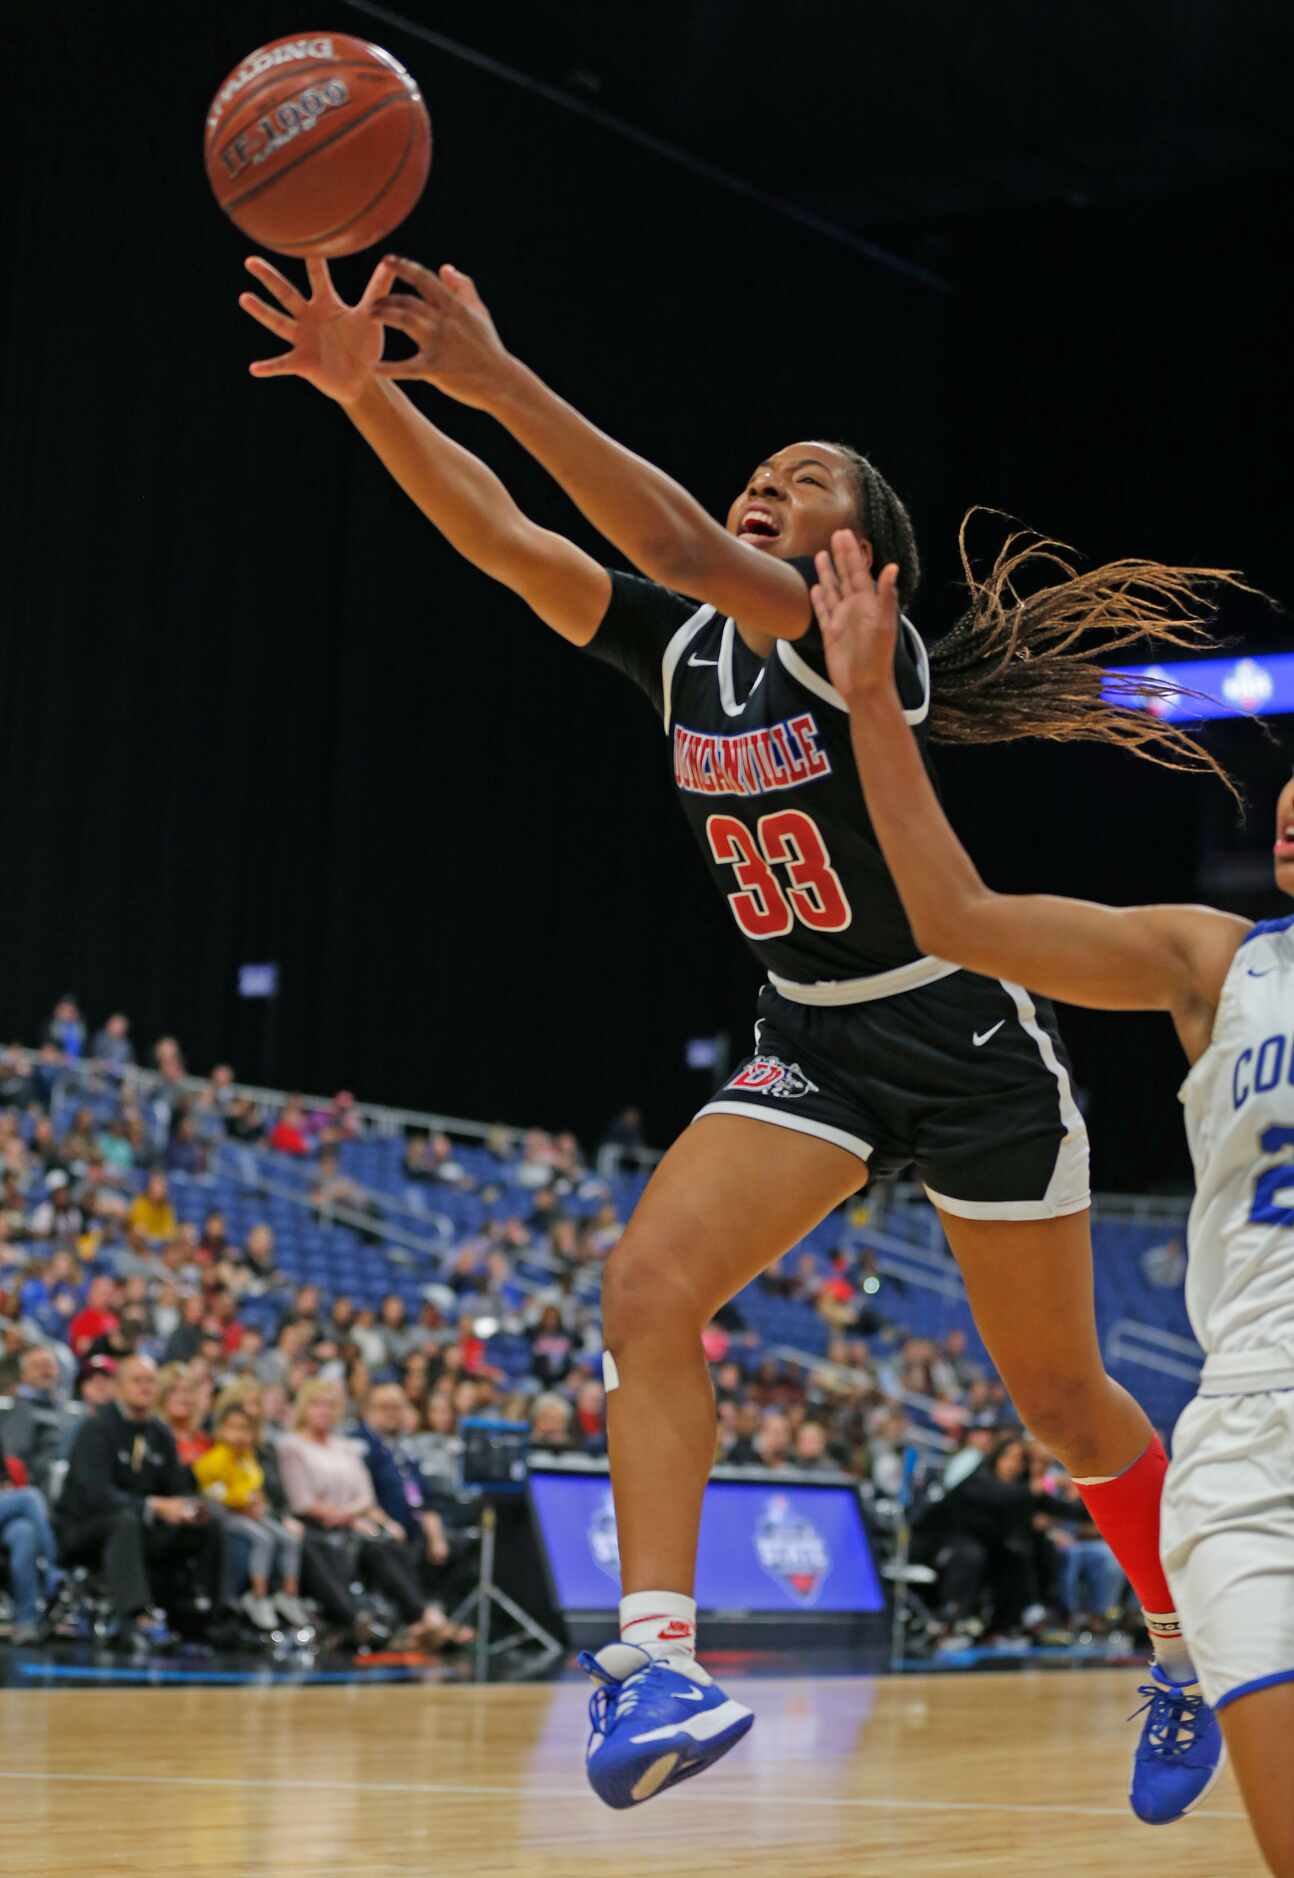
[1011,1372,1105,1457]
[600,1239,707,1354]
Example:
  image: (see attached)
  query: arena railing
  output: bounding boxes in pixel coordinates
[885,1178,1190,1230]
[1104,1317,1203,1384]
[852,1228,969,1301]
[207,1154,581,1307]
[26,1050,663,1170]
[214,1132,613,1257]
[28,1050,1192,1212]
[768,1345,955,1452]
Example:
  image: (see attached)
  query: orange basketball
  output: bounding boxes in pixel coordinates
[204,31,431,258]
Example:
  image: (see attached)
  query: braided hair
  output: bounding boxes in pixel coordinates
[831,444,1255,801]
[830,443,921,611]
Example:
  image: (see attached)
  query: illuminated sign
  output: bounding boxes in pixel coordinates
[1104,654,1294,722]
[528,1469,884,1614]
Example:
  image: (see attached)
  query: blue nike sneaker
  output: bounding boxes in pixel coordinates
[1129,1663,1227,1824]
[579,1642,754,1809]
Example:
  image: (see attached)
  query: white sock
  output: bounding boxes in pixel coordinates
[619,1590,697,1661]
[1144,1609,1197,1687]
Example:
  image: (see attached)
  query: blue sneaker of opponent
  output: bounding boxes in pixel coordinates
[1129,1662,1227,1824]
[579,1642,754,1810]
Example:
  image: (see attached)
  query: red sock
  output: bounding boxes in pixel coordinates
[1072,1434,1175,1616]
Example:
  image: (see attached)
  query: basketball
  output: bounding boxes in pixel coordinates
[204,31,431,257]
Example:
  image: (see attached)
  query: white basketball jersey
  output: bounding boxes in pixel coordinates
[1180,915,1294,1355]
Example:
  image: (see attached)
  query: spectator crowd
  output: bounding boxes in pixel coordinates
[0,999,1130,1658]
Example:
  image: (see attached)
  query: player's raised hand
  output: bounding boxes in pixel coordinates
[371,259,512,408]
[812,530,902,708]
[239,255,396,404]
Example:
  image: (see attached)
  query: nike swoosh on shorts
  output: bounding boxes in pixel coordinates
[972,1020,1005,1047]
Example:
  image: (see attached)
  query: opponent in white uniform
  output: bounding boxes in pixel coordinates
[809,528,1291,1875]
[1162,913,1294,1712]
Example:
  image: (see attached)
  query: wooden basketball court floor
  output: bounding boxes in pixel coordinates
[0,1668,1262,1876]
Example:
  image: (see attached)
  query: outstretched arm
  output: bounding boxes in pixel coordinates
[239,258,609,644]
[808,530,1248,1058]
[370,259,812,639]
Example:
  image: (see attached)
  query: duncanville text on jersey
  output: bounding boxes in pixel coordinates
[672,713,832,797]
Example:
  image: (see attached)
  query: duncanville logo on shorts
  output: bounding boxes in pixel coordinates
[727,1055,820,1100]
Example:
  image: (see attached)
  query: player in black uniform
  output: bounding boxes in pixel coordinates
[240,252,1245,1817]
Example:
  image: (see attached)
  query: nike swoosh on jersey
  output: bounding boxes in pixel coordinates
[973,1021,1006,1047]
[687,654,719,667]
[1248,967,1275,977]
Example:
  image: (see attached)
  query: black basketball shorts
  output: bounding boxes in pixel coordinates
[698,967,1090,1221]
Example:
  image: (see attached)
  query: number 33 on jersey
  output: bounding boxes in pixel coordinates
[706,810,851,938]
[584,557,935,985]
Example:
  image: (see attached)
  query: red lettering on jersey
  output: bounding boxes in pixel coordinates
[672,715,831,797]
[748,730,781,790]
[710,738,728,793]
[764,728,794,786]
[701,737,721,793]
[790,713,830,778]
[681,730,704,792]
[770,723,809,783]
[718,737,745,794]
[709,810,854,940]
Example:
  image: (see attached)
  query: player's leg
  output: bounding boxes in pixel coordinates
[939,1207,1222,1820]
[1161,1387,1294,1864]
[584,1111,864,1809]
[603,1113,862,1598]
[1215,1686,1294,1877]
[938,1209,1154,1492]
[912,977,1169,1581]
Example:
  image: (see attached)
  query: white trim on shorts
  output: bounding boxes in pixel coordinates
[925,1187,1091,1222]
[696,1100,873,1168]
[769,955,959,1005]
[1215,1668,1294,1713]
[923,978,1091,1222]
[1162,1385,1294,1712]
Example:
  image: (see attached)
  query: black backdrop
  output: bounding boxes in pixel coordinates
[3,1,1290,1189]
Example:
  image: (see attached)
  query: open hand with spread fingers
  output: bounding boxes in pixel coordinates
[238,254,396,405]
[811,529,903,708]
[370,258,514,409]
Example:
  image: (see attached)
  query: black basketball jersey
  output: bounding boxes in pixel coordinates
[585,556,937,982]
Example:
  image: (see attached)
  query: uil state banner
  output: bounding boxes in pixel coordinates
[1104,651,1294,722]
[528,1467,884,1614]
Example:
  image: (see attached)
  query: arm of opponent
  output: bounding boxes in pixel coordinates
[808,528,1248,1053]
[368,258,812,640]
[238,257,610,645]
